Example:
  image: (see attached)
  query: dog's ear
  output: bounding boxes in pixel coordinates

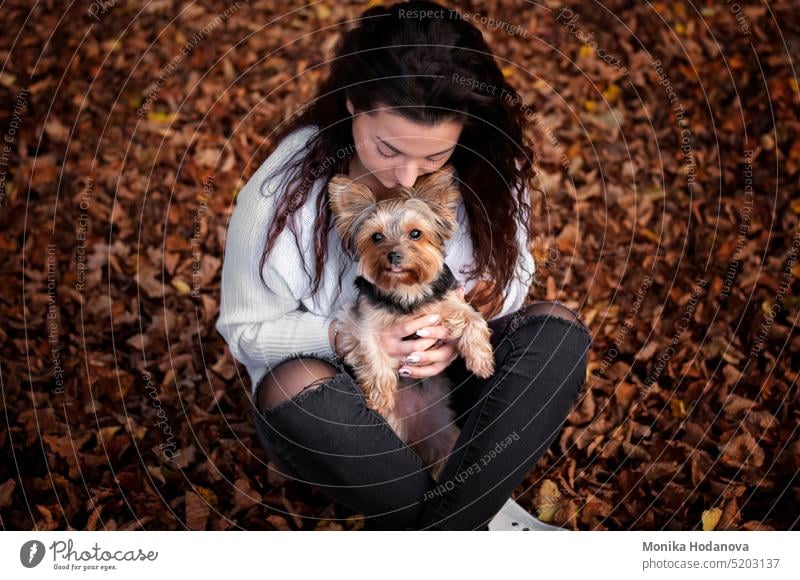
[327,174,376,250]
[400,164,461,241]
[410,164,460,213]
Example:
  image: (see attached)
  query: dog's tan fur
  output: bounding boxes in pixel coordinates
[328,164,495,481]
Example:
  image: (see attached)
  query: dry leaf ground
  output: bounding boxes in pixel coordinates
[0,0,797,530]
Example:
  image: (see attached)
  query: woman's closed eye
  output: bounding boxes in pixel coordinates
[425,153,449,163]
[376,144,449,163]
[376,144,398,159]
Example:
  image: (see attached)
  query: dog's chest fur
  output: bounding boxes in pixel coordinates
[351,263,458,319]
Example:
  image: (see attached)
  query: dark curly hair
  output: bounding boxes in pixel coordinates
[258,0,537,318]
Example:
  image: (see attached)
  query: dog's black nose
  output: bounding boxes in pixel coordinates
[387,251,403,265]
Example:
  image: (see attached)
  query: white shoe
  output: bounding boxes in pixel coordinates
[487,498,567,531]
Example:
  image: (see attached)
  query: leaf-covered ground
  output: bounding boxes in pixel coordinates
[0,0,797,530]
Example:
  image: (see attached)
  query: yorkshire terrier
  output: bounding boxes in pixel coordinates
[327,164,495,481]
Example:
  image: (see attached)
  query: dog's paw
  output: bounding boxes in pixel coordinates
[467,353,495,379]
[463,339,495,378]
[369,391,396,417]
[459,317,495,379]
[363,373,398,415]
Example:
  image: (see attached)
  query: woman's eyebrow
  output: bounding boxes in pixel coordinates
[376,137,456,157]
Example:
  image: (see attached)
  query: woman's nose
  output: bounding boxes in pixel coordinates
[394,164,419,188]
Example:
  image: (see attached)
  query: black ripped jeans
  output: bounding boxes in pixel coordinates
[252,301,592,530]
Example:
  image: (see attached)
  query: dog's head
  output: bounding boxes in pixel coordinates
[327,164,460,293]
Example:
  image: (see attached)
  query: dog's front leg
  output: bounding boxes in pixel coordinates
[455,306,495,379]
[346,339,400,417]
[365,368,400,418]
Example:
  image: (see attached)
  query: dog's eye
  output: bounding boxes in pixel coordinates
[371,233,384,243]
[409,229,422,240]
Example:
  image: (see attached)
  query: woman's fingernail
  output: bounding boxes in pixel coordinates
[406,353,420,363]
[428,314,440,323]
[416,328,429,337]
[399,368,411,376]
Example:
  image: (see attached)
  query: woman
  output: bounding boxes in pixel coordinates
[216,0,592,530]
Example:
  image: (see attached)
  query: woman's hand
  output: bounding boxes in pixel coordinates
[397,336,460,379]
[380,312,449,364]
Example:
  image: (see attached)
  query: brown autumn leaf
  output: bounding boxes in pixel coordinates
[0,479,16,509]
[534,479,564,523]
[720,433,765,470]
[185,491,210,530]
[232,478,261,514]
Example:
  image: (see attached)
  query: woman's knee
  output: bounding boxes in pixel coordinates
[520,300,589,329]
[257,357,338,413]
[512,301,591,349]
[506,301,592,387]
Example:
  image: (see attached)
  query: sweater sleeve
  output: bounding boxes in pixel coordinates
[215,128,335,373]
[490,182,536,320]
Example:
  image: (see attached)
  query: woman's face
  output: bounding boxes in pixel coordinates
[347,98,463,191]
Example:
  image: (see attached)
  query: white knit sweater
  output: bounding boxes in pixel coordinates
[216,125,536,394]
